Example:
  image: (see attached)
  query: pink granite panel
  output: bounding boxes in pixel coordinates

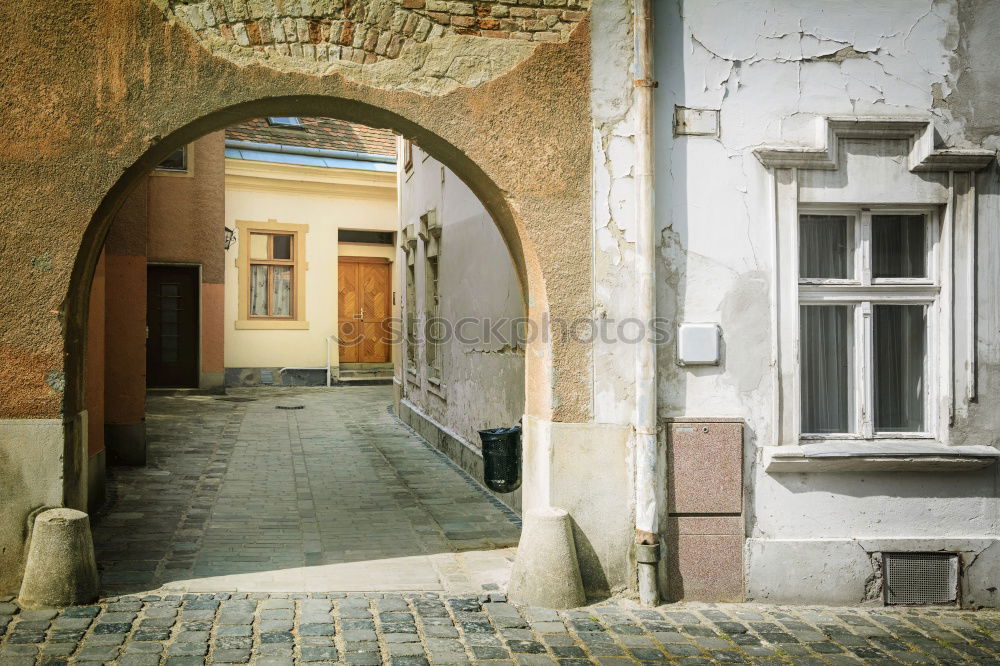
[666,534,744,602]
[667,422,743,514]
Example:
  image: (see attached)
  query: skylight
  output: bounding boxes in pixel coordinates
[267,116,303,128]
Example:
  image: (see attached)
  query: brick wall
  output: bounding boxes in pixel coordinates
[171,0,590,64]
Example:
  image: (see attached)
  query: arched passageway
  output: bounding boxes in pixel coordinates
[84,112,527,594]
[0,4,635,604]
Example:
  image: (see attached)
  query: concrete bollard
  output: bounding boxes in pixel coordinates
[508,506,586,609]
[17,508,99,609]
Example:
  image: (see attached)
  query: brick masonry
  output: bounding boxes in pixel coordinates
[168,0,591,65]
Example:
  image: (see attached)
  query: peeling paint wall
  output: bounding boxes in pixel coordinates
[656,0,1000,605]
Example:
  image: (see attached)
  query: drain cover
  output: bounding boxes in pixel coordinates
[215,397,257,402]
[276,402,305,410]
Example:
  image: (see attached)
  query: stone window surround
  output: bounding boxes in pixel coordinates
[755,117,999,472]
[234,217,309,330]
[419,211,445,396]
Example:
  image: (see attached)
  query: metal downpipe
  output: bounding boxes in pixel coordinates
[633,0,660,607]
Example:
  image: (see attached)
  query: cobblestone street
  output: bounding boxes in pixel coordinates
[91,387,519,596]
[3,387,1000,664]
[1,593,999,665]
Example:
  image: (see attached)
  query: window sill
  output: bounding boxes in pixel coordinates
[235,319,309,330]
[764,442,1000,473]
[426,378,446,400]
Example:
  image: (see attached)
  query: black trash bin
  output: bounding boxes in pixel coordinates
[479,425,522,493]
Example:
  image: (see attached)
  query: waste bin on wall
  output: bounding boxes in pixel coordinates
[479,425,522,493]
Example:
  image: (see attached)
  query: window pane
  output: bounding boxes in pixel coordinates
[249,233,268,260]
[157,147,186,171]
[800,305,853,433]
[874,304,925,432]
[272,234,292,260]
[271,266,292,317]
[250,264,268,316]
[799,215,852,279]
[873,215,925,278]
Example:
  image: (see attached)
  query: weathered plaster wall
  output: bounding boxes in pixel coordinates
[103,182,149,467]
[398,144,526,510]
[656,0,1000,605]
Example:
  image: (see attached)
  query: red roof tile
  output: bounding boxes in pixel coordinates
[226,117,396,158]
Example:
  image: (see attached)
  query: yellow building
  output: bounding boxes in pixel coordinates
[223,117,399,385]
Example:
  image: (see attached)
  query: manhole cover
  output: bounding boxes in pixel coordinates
[216,397,257,402]
[276,403,305,410]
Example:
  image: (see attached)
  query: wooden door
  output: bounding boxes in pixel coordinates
[147,265,200,388]
[338,257,391,363]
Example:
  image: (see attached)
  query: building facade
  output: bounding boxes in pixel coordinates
[395,139,527,512]
[1,0,999,608]
[222,117,399,386]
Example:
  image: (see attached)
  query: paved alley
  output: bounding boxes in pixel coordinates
[91,387,520,596]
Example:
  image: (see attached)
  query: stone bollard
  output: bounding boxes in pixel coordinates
[17,508,99,609]
[508,506,586,609]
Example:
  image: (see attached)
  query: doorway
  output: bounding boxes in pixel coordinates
[147,265,200,388]
[338,256,391,364]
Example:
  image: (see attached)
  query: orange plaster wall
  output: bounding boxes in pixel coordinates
[104,254,147,425]
[86,252,106,456]
[147,132,226,285]
[201,283,225,373]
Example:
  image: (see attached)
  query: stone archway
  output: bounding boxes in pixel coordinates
[0,1,605,596]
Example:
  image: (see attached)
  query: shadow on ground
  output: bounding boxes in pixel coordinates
[91,387,520,596]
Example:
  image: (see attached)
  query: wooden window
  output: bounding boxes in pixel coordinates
[797,207,939,439]
[248,232,296,318]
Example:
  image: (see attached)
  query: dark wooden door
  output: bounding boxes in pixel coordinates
[147,265,199,388]
[338,258,391,364]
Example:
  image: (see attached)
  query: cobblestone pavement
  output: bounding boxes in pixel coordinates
[92,387,520,596]
[1,593,999,665]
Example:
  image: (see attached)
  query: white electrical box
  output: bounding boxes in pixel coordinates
[677,323,720,366]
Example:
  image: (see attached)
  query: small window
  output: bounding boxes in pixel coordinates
[267,116,303,128]
[156,146,187,172]
[249,232,296,319]
[424,254,442,381]
[799,214,853,279]
[338,230,394,245]
[405,261,418,372]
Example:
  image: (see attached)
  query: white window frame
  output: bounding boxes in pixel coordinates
[797,205,941,443]
[756,117,993,451]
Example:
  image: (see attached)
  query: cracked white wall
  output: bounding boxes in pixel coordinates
[591,0,640,426]
[654,0,1000,605]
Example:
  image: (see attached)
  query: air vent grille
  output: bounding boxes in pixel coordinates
[883,552,958,605]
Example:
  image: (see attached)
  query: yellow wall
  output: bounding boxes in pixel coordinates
[224,159,398,369]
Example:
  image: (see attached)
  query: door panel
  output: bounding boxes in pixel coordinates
[339,258,391,364]
[147,265,199,388]
[337,262,360,363]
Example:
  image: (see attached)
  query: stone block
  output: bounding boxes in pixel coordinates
[17,509,99,609]
[508,507,585,609]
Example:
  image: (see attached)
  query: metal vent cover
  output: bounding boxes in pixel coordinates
[883,552,958,605]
